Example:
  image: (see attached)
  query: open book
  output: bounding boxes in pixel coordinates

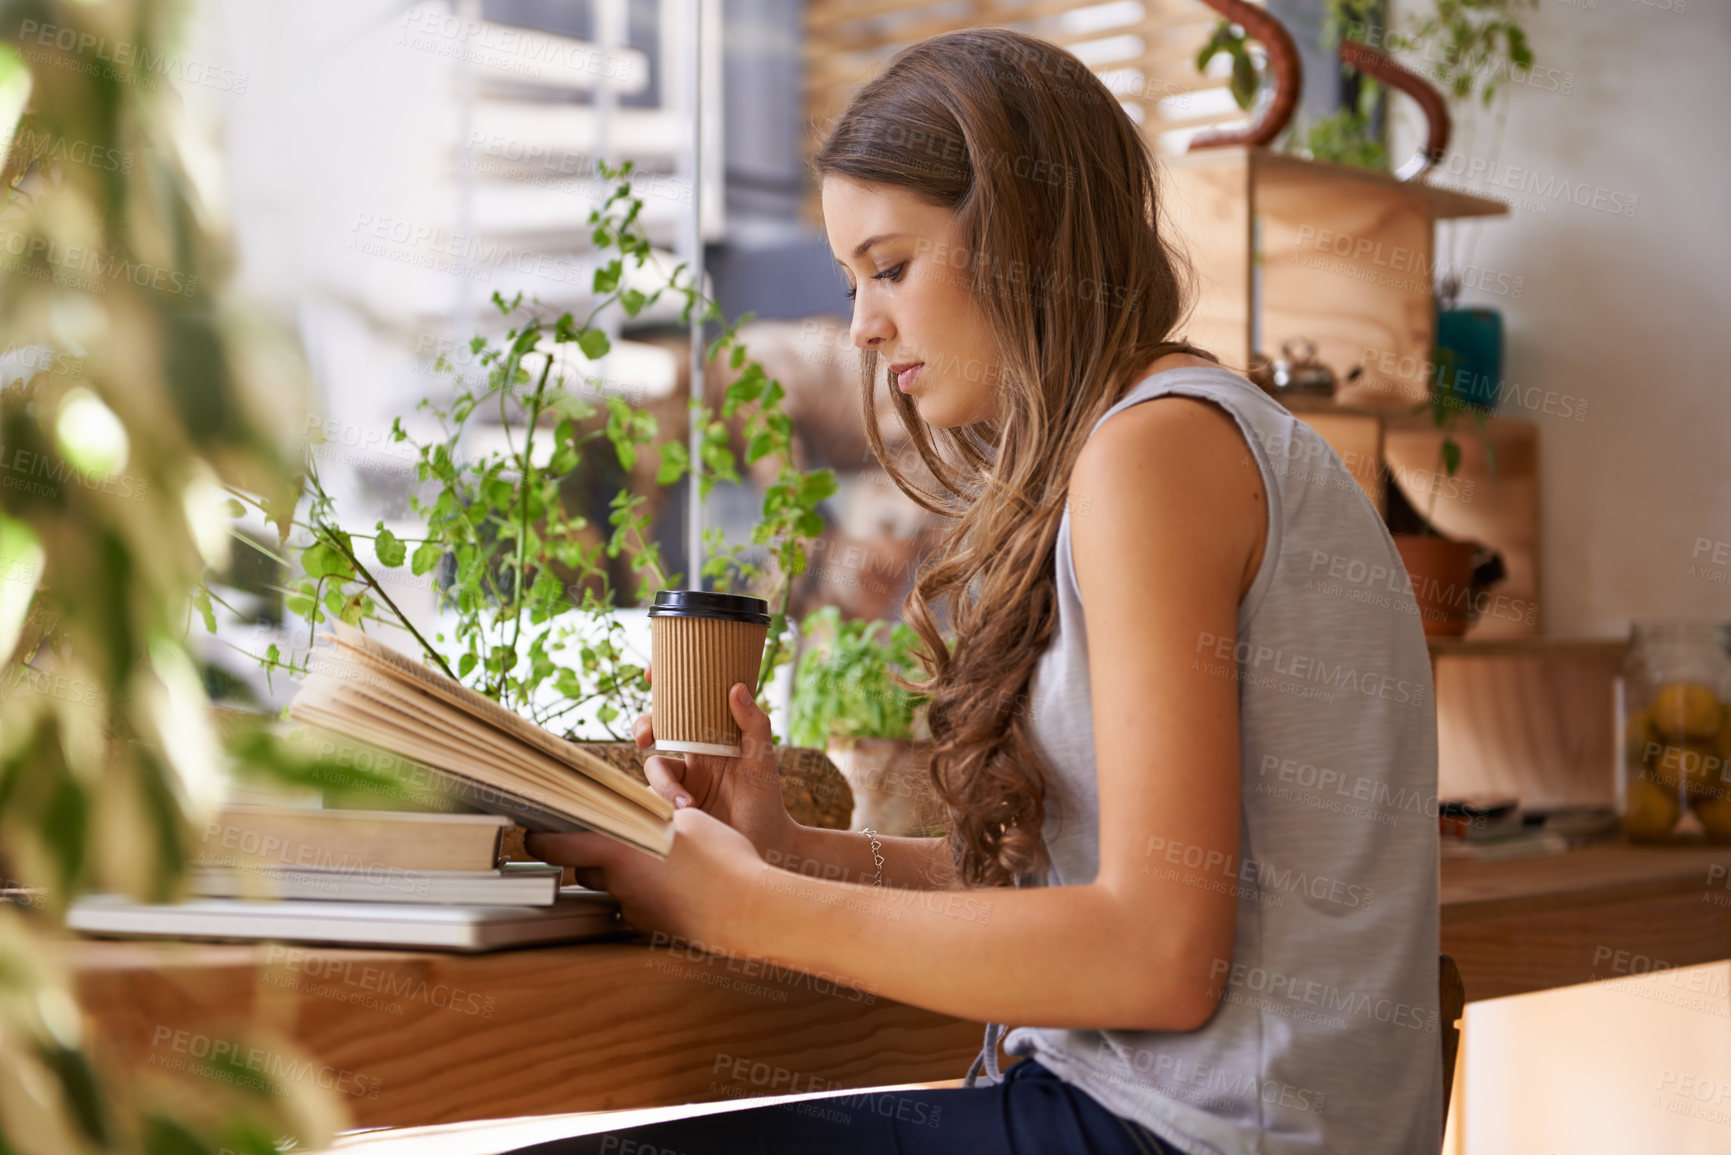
[288,623,674,858]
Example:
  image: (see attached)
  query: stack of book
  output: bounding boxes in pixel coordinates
[70,624,676,952]
[70,805,628,951]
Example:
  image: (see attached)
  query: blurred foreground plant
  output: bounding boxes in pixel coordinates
[0,2,418,1151]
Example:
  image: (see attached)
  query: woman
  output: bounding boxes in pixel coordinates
[520,26,1442,1155]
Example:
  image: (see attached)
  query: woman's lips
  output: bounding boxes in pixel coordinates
[890,362,924,391]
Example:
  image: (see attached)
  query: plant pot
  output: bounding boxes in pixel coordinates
[1394,535,1478,639]
[575,741,854,831]
[824,737,945,837]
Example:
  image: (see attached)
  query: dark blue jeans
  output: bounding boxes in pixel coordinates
[506,1058,1177,1155]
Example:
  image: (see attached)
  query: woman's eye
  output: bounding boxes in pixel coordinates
[844,263,907,302]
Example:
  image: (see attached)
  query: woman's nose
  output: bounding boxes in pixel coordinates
[849,298,893,351]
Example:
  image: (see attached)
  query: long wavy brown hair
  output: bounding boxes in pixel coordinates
[814,28,1213,887]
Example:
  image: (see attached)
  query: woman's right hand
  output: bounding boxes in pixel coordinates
[635,665,799,861]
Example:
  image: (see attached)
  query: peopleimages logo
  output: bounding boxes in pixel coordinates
[16,19,250,93]
[1435,154,1638,218]
[1193,631,1429,707]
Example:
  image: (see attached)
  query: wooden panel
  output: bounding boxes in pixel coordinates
[1257,168,1436,406]
[1384,416,1539,638]
[71,939,987,1129]
[1161,151,1252,368]
[1433,641,1624,807]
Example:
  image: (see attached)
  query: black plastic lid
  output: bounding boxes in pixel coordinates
[648,589,771,625]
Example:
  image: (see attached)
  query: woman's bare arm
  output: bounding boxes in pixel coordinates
[767,824,957,890]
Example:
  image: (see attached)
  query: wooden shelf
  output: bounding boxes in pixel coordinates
[1163,147,1511,409]
[1231,148,1510,222]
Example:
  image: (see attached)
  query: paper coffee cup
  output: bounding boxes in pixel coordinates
[648,590,771,757]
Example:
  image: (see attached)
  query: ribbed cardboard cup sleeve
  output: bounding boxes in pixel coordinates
[650,615,768,756]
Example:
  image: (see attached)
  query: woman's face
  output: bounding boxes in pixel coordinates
[821,176,1004,429]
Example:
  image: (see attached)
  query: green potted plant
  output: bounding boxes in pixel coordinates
[789,605,943,837]
[218,163,853,829]
[1392,348,1499,638]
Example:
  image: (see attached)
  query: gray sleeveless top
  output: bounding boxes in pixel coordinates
[985,367,1443,1154]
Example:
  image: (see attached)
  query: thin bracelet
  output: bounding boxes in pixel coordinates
[861,827,885,887]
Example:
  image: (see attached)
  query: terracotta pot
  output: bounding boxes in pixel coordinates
[1394,535,1479,639]
[575,741,854,831]
[824,737,945,836]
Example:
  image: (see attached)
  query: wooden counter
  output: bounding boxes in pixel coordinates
[1440,836,1731,1002]
[69,935,988,1129]
[64,836,1731,1129]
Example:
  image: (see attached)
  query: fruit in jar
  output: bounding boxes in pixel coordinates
[1685,747,1731,802]
[1647,741,1723,797]
[1650,681,1724,741]
[1622,775,1681,841]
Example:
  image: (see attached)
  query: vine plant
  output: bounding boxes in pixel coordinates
[217,161,836,739]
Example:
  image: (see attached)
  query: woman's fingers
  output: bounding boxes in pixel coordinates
[728,683,774,763]
[643,754,693,809]
[633,712,653,747]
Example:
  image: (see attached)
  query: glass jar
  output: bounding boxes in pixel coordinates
[1616,621,1731,843]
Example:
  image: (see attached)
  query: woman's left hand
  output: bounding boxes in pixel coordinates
[526,807,762,945]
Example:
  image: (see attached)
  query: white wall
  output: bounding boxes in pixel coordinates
[1393,0,1731,636]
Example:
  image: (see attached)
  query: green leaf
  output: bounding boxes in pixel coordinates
[1440,438,1462,477]
[745,431,776,464]
[192,587,217,633]
[0,46,32,170]
[657,441,689,485]
[799,469,839,504]
[593,259,622,294]
[1229,47,1259,110]
[40,1044,109,1146]
[620,289,646,317]
[411,540,444,576]
[1196,20,1231,71]
[578,328,611,360]
[300,540,352,581]
[374,524,406,567]
[142,1115,211,1155]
